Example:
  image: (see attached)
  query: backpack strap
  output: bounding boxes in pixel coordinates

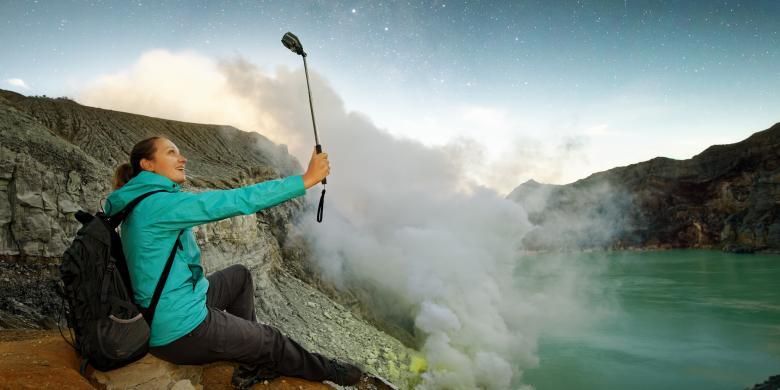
[107,189,182,328]
[143,230,183,327]
[107,189,169,228]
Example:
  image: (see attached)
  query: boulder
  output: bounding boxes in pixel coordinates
[90,354,203,390]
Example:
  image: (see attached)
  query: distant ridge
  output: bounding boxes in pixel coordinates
[508,122,780,253]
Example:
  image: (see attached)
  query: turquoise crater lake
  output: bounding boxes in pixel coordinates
[521,250,780,390]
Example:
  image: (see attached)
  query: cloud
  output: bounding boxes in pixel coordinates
[79,50,277,141]
[78,50,597,389]
[584,123,612,136]
[459,105,511,131]
[6,78,30,90]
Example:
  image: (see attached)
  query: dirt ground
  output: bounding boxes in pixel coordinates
[0,329,332,390]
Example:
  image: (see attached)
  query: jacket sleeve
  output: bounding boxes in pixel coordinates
[149,175,305,230]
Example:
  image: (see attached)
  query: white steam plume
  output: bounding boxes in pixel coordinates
[79,50,593,389]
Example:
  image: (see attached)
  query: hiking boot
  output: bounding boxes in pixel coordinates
[328,360,364,386]
[230,365,279,390]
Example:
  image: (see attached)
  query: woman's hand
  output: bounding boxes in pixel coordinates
[302,148,330,189]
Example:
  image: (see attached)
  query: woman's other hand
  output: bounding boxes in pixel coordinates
[302,148,330,189]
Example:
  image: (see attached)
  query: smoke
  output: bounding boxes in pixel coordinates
[510,180,634,251]
[79,50,598,389]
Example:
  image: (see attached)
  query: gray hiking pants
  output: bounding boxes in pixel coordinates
[149,264,334,381]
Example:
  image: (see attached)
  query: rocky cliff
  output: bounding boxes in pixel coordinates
[508,123,780,253]
[0,89,415,387]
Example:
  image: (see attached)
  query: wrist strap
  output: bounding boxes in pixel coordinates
[317,188,325,223]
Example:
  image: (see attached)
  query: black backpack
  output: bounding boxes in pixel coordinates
[58,190,182,374]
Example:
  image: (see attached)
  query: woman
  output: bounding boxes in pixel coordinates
[105,136,362,388]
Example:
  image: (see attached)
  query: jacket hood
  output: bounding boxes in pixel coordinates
[104,171,181,216]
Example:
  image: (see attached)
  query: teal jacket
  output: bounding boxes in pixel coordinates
[104,171,305,346]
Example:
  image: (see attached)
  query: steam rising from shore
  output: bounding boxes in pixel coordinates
[80,50,593,389]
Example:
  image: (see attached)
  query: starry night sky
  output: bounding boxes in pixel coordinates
[2,0,779,184]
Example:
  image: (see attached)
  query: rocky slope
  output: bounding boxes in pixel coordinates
[0,89,414,387]
[508,122,780,253]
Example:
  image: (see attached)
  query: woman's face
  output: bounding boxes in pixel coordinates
[140,138,188,184]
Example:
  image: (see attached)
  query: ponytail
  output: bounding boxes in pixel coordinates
[112,163,134,189]
[112,136,162,189]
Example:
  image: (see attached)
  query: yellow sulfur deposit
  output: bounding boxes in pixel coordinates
[409,355,428,373]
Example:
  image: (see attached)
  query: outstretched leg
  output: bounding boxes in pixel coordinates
[152,264,362,387]
[150,308,361,385]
